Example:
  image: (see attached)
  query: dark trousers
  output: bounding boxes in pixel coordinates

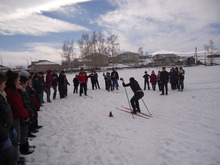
[179,79,184,91]
[95,80,100,89]
[161,82,168,94]
[52,85,57,99]
[73,85,78,93]
[144,80,150,90]
[59,85,65,98]
[80,83,87,96]
[130,92,144,113]
[106,80,112,91]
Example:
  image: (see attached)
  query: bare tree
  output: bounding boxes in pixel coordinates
[107,34,120,57]
[78,34,93,58]
[61,40,75,68]
[138,47,144,56]
[204,40,216,65]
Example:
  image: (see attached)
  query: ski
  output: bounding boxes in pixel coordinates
[121,106,152,117]
[116,107,149,119]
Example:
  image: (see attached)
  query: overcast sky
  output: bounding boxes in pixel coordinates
[0,0,219,67]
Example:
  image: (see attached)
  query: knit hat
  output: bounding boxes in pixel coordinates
[19,70,29,78]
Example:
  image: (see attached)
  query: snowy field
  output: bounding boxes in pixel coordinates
[26,65,220,165]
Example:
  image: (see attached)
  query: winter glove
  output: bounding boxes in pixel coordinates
[20,117,31,126]
[2,138,12,150]
[10,128,17,141]
[30,114,35,119]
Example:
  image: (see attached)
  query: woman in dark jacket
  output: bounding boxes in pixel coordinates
[150,70,157,91]
[169,68,176,90]
[121,77,144,114]
[0,73,18,165]
[58,71,66,99]
[5,70,31,160]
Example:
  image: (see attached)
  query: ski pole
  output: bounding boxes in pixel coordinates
[124,86,134,119]
[141,98,152,116]
[120,77,134,119]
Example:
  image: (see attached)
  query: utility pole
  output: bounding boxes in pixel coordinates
[194,47,197,65]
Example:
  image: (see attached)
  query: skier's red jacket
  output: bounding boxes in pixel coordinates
[5,88,29,119]
[78,72,88,83]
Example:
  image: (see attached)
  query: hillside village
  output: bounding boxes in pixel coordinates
[1,50,220,73]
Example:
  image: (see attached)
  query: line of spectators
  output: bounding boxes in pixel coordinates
[0,70,43,165]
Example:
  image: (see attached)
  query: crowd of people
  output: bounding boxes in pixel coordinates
[143,66,185,95]
[0,66,185,164]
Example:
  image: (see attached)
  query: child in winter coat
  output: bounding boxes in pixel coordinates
[150,70,157,91]
[73,75,79,93]
[143,71,150,90]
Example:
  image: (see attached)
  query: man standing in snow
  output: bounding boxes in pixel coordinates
[52,70,58,99]
[78,68,88,96]
[160,67,169,95]
[143,71,150,90]
[178,67,185,91]
[121,77,144,114]
[111,68,119,90]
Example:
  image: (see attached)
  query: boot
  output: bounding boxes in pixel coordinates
[20,142,34,155]
[131,110,137,114]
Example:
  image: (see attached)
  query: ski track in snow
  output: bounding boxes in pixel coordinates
[26,65,220,165]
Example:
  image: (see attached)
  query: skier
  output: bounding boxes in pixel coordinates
[143,71,150,90]
[120,77,144,114]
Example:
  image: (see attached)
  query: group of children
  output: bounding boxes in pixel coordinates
[0,70,43,165]
[143,66,185,94]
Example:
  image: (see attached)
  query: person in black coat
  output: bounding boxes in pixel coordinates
[111,68,119,90]
[58,71,66,99]
[0,73,18,165]
[143,71,150,90]
[52,70,59,99]
[73,75,79,93]
[160,67,169,95]
[121,77,144,114]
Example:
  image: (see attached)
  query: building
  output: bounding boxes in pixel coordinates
[0,65,10,73]
[85,53,109,67]
[116,51,140,64]
[207,51,220,65]
[28,60,60,73]
[178,56,195,66]
[73,58,92,68]
[152,54,179,66]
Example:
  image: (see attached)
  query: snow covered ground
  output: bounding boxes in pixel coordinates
[26,65,220,165]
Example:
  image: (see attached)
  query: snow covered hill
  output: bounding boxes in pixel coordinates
[27,65,220,165]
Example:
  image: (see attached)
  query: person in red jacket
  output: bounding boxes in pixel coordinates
[45,70,53,103]
[78,68,88,96]
[150,70,157,91]
[5,70,30,163]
